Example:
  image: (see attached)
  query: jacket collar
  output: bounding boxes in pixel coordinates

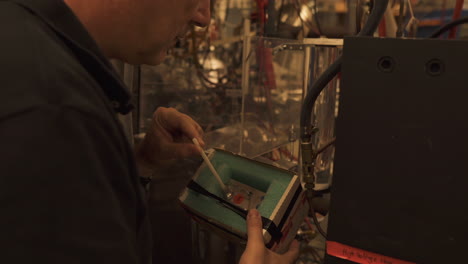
[7,0,133,114]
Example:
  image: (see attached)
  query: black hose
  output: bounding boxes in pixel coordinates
[429,16,468,38]
[299,0,389,140]
[313,0,323,36]
[307,192,327,238]
[300,56,342,141]
[396,0,405,37]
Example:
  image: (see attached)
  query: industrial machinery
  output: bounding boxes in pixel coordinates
[121,0,468,263]
[133,35,342,263]
[325,36,468,264]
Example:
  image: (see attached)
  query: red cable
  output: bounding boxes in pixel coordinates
[278,148,298,162]
[304,217,315,231]
[449,0,465,38]
[379,16,387,37]
[255,0,267,33]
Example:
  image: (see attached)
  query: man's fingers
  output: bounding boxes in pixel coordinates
[195,123,204,136]
[155,107,205,147]
[240,209,266,263]
[282,240,300,263]
[178,118,205,147]
[162,142,200,159]
[246,209,265,251]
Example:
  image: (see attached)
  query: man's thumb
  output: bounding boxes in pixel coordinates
[246,209,265,251]
[283,240,300,263]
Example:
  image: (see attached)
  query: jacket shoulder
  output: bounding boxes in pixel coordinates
[0,2,111,120]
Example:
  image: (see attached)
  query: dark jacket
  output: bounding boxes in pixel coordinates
[0,0,151,263]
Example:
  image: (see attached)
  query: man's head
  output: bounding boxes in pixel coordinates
[64,0,211,65]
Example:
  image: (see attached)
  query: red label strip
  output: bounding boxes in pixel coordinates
[327,241,416,264]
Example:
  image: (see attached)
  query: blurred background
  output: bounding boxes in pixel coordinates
[111,1,468,263]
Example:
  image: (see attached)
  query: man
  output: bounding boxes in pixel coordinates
[0,0,298,263]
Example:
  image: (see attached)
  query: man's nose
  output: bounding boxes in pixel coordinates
[191,0,211,27]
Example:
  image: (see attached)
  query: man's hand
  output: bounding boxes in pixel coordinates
[240,209,300,264]
[136,107,205,166]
